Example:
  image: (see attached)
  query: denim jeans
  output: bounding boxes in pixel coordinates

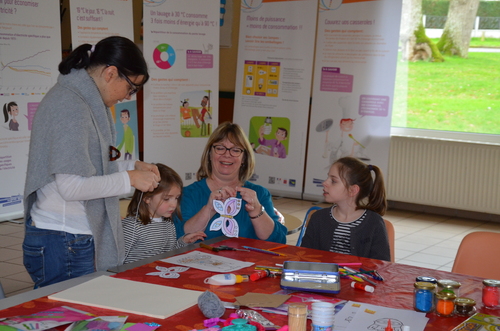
[23,217,96,289]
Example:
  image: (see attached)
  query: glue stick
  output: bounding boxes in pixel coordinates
[205,274,249,285]
[250,269,271,281]
[351,281,375,293]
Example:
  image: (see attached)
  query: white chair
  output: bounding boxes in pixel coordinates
[296,206,322,246]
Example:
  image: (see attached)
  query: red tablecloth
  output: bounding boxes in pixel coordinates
[0,237,495,330]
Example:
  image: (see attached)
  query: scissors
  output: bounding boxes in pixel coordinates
[200,243,250,252]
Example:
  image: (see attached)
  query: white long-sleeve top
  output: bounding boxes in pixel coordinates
[30,160,135,234]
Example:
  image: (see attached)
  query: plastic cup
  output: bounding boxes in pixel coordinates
[311,315,335,325]
[312,302,335,310]
[312,313,334,319]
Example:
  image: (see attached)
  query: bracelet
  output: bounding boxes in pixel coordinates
[249,205,265,219]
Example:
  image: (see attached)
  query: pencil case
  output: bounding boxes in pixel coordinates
[280,261,341,294]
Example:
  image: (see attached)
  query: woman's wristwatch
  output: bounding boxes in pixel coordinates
[249,205,265,219]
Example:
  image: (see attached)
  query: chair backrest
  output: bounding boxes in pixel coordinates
[0,280,5,299]
[452,231,500,279]
[296,206,322,246]
[384,219,395,263]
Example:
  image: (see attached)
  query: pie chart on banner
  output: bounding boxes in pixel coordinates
[153,43,176,69]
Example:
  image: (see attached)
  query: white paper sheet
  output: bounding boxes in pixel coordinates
[161,250,254,272]
[334,301,428,331]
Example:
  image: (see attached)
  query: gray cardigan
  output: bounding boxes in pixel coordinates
[301,207,391,261]
[24,68,125,271]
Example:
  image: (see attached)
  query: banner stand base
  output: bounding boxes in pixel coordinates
[0,219,23,224]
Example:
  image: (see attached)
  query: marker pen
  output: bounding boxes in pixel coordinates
[351,281,375,293]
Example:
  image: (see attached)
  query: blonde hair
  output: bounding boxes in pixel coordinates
[196,122,255,182]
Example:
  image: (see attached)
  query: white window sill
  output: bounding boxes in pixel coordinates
[391,127,500,146]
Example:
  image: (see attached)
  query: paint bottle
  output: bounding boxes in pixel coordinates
[205,274,249,285]
[435,292,456,317]
[482,279,500,308]
[413,281,436,313]
[454,297,476,316]
[437,279,461,297]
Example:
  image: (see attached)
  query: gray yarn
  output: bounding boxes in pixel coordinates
[198,290,225,318]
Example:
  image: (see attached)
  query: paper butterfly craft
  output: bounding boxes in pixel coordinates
[146,266,190,278]
[210,197,242,238]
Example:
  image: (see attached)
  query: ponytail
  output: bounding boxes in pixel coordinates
[334,157,387,216]
[365,164,387,215]
[58,44,92,74]
[3,104,8,123]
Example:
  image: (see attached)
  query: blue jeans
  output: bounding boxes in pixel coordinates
[23,217,96,289]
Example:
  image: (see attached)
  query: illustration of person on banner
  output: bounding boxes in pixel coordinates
[258,125,288,159]
[323,96,370,166]
[116,109,135,160]
[3,101,20,131]
[199,95,211,136]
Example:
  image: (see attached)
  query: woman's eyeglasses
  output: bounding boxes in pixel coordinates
[212,145,244,157]
[119,72,141,96]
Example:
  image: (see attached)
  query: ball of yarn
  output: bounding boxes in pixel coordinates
[198,290,225,318]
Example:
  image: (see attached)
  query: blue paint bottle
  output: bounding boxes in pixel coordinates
[414,281,436,313]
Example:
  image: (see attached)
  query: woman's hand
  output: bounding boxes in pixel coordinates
[135,160,160,177]
[236,186,262,217]
[183,231,207,244]
[208,186,237,211]
[127,169,160,192]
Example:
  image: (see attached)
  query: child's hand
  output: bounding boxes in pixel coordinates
[183,231,206,244]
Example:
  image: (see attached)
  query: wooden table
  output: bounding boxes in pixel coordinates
[0,237,495,330]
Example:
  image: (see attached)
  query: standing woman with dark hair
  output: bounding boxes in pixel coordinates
[23,36,160,288]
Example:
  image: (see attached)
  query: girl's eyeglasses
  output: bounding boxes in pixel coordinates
[212,145,244,157]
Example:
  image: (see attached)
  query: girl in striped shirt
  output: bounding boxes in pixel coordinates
[123,164,206,264]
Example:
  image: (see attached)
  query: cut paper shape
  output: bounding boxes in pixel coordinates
[210,198,242,237]
[146,266,189,278]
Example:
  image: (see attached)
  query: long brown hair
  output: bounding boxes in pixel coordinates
[126,163,183,225]
[333,157,387,215]
[196,122,255,182]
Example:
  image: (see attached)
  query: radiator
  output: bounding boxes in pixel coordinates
[387,136,500,215]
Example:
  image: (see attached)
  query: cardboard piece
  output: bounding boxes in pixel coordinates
[234,293,290,308]
[48,275,200,319]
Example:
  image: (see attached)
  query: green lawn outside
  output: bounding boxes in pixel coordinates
[392,38,500,135]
